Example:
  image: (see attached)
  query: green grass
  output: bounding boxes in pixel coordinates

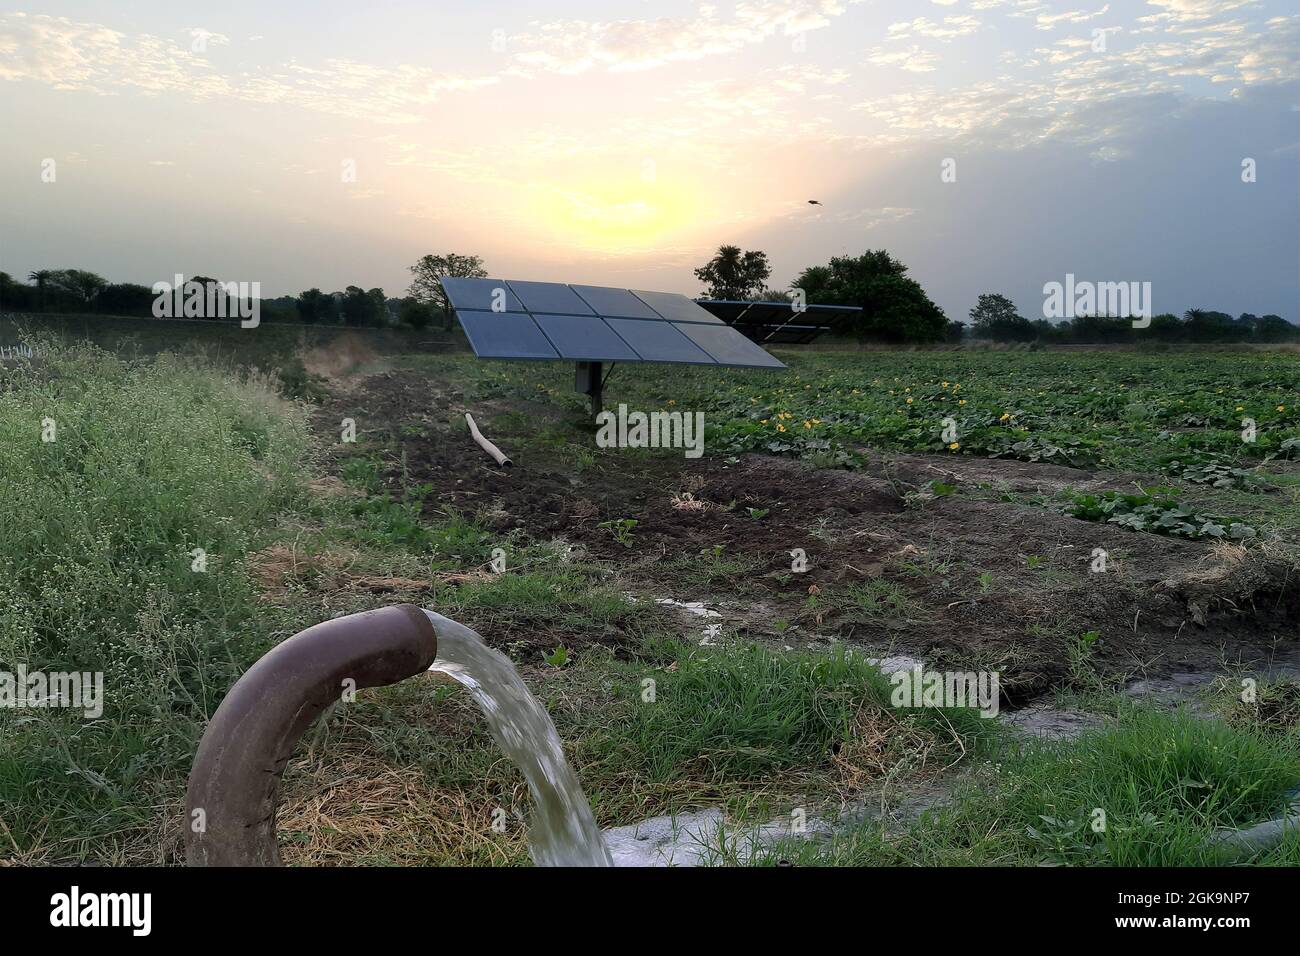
[715,706,1300,867]
[293,635,995,864]
[0,340,314,861]
[588,640,987,782]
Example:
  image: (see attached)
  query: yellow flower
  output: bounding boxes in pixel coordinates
[1236,406,1244,412]
[804,421,813,429]
[667,399,676,406]
[958,399,967,406]
[1000,412,1011,421]
[906,397,914,404]
[760,419,769,424]
[948,442,960,450]
[777,423,786,432]
[1278,405,1286,412]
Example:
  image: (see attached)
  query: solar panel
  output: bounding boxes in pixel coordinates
[533,314,641,362]
[441,277,526,313]
[570,284,660,319]
[441,276,786,370]
[631,290,724,325]
[508,280,595,316]
[605,317,717,364]
[457,310,558,359]
[674,322,787,368]
[755,324,828,345]
[695,299,860,344]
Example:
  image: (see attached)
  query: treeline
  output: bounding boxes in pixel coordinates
[0,265,451,329]
[6,255,1295,345]
[968,293,1298,345]
[695,247,1297,345]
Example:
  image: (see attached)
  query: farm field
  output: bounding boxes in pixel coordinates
[2,326,1299,866]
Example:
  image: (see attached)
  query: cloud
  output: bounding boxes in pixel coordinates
[866,44,940,72]
[0,13,495,122]
[186,27,229,49]
[508,1,851,74]
[887,15,982,41]
[831,205,917,227]
[1035,4,1111,31]
[1141,0,1258,27]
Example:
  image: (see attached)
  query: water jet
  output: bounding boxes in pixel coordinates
[185,604,609,866]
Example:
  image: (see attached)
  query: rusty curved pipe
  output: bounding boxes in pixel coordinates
[185,604,438,866]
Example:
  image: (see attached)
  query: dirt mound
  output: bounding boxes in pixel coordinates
[303,333,381,380]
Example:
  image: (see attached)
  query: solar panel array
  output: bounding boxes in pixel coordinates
[695,300,862,344]
[441,278,787,370]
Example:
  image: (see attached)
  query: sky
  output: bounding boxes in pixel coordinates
[1,0,1297,322]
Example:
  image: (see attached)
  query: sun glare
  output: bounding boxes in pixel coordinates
[526,177,705,253]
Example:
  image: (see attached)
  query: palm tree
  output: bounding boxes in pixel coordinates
[28,270,52,313]
[693,245,771,300]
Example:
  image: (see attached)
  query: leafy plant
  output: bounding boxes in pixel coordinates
[1162,456,1257,490]
[598,518,638,548]
[1066,490,1255,540]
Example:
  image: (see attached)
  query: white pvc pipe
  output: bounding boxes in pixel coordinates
[465,413,512,467]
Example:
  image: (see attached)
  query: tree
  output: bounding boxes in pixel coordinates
[296,288,332,324]
[0,272,34,311]
[1148,313,1184,341]
[792,265,832,301]
[693,245,771,300]
[399,297,436,329]
[341,285,387,326]
[48,269,108,312]
[794,250,947,343]
[408,253,487,329]
[97,282,156,316]
[1255,314,1297,343]
[27,270,54,313]
[1184,309,1236,343]
[969,293,1033,341]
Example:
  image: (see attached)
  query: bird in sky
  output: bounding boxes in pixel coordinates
[807,199,822,205]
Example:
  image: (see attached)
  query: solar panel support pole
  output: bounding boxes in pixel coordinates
[575,360,603,420]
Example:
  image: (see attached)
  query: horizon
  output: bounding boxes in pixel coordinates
[2,1,1297,322]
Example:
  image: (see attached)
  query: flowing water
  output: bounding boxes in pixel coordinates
[423,609,613,867]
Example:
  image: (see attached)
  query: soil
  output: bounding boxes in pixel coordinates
[314,368,1300,707]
